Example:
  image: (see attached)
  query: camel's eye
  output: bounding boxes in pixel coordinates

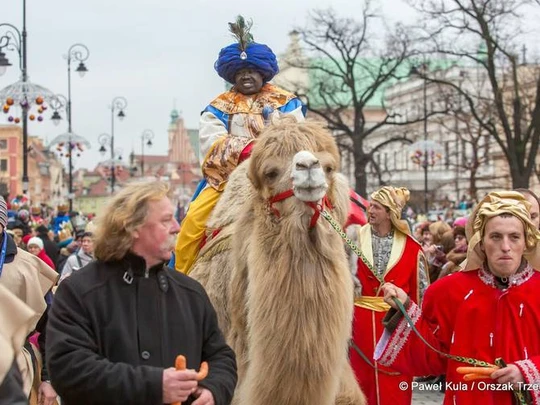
[264,169,279,180]
[325,166,334,174]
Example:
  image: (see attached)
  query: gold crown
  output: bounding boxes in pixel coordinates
[57,229,72,242]
[57,203,69,212]
[31,205,41,215]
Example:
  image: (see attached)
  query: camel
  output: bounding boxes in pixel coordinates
[189,117,366,405]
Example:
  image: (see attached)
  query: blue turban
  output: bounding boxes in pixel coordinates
[214,42,279,84]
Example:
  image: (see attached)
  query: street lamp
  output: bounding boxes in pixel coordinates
[140,129,154,177]
[410,64,430,213]
[63,43,90,211]
[106,97,127,193]
[98,132,125,193]
[0,0,56,196]
[48,88,92,211]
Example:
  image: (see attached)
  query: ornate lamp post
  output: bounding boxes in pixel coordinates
[140,129,154,177]
[48,94,91,208]
[63,43,89,211]
[98,133,125,193]
[410,64,431,213]
[107,97,127,193]
[0,0,56,196]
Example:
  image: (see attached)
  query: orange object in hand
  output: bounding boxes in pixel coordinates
[196,361,209,381]
[171,356,187,405]
[175,355,187,371]
[456,366,499,376]
[171,355,210,405]
[463,373,493,381]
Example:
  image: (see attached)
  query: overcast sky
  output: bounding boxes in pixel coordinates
[1,0,537,170]
[0,0,418,169]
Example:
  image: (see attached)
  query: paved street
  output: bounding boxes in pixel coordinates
[412,382,445,405]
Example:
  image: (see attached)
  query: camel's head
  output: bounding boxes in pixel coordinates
[290,150,328,202]
[248,117,342,220]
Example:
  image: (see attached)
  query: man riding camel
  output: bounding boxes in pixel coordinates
[174,16,305,274]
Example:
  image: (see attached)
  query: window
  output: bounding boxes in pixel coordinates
[0,159,7,172]
[0,139,6,149]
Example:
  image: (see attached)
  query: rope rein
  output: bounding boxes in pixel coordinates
[319,208,498,368]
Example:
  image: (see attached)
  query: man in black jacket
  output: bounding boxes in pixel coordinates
[46,181,237,405]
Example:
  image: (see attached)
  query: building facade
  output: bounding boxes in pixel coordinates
[0,124,66,205]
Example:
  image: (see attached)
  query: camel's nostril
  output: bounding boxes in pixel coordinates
[295,159,320,171]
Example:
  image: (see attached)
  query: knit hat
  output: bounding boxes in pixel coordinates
[214,16,279,84]
[370,186,411,235]
[0,196,7,229]
[27,237,44,250]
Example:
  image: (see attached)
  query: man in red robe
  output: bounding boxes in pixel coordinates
[377,191,540,405]
[348,186,429,405]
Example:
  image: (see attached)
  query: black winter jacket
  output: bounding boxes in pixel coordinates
[46,253,237,405]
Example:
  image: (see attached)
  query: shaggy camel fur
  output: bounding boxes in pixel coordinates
[189,118,366,405]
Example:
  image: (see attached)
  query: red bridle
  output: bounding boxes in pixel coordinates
[267,188,333,228]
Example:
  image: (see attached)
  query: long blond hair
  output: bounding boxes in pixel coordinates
[93,181,171,262]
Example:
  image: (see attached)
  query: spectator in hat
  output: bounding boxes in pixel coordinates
[27,237,56,271]
[36,225,59,269]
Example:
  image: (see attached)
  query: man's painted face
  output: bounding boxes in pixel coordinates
[234,68,264,95]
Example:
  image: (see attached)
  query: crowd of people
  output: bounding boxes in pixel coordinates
[3,199,95,280]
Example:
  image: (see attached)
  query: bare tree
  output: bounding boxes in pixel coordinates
[285,4,439,195]
[410,0,540,189]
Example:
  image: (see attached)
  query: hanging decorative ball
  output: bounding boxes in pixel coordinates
[3,105,9,113]
[20,100,28,108]
[37,107,44,113]
[14,117,20,123]
[29,114,35,121]
[41,105,47,111]
[37,116,43,122]
[59,142,64,147]
[8,116,14,122]
[6,97,14,106]
[35,96,44,105]
[60,153,64,157]
[77,153,81,157]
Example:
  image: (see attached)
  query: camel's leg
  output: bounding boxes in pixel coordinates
[335,363,367,405]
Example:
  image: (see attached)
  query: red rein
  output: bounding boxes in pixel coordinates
[266,189,332,228]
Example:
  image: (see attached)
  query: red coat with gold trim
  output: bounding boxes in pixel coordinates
[375,265,540,405]
[350,225,428,405]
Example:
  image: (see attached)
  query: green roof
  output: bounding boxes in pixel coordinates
[307,57,461,109]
